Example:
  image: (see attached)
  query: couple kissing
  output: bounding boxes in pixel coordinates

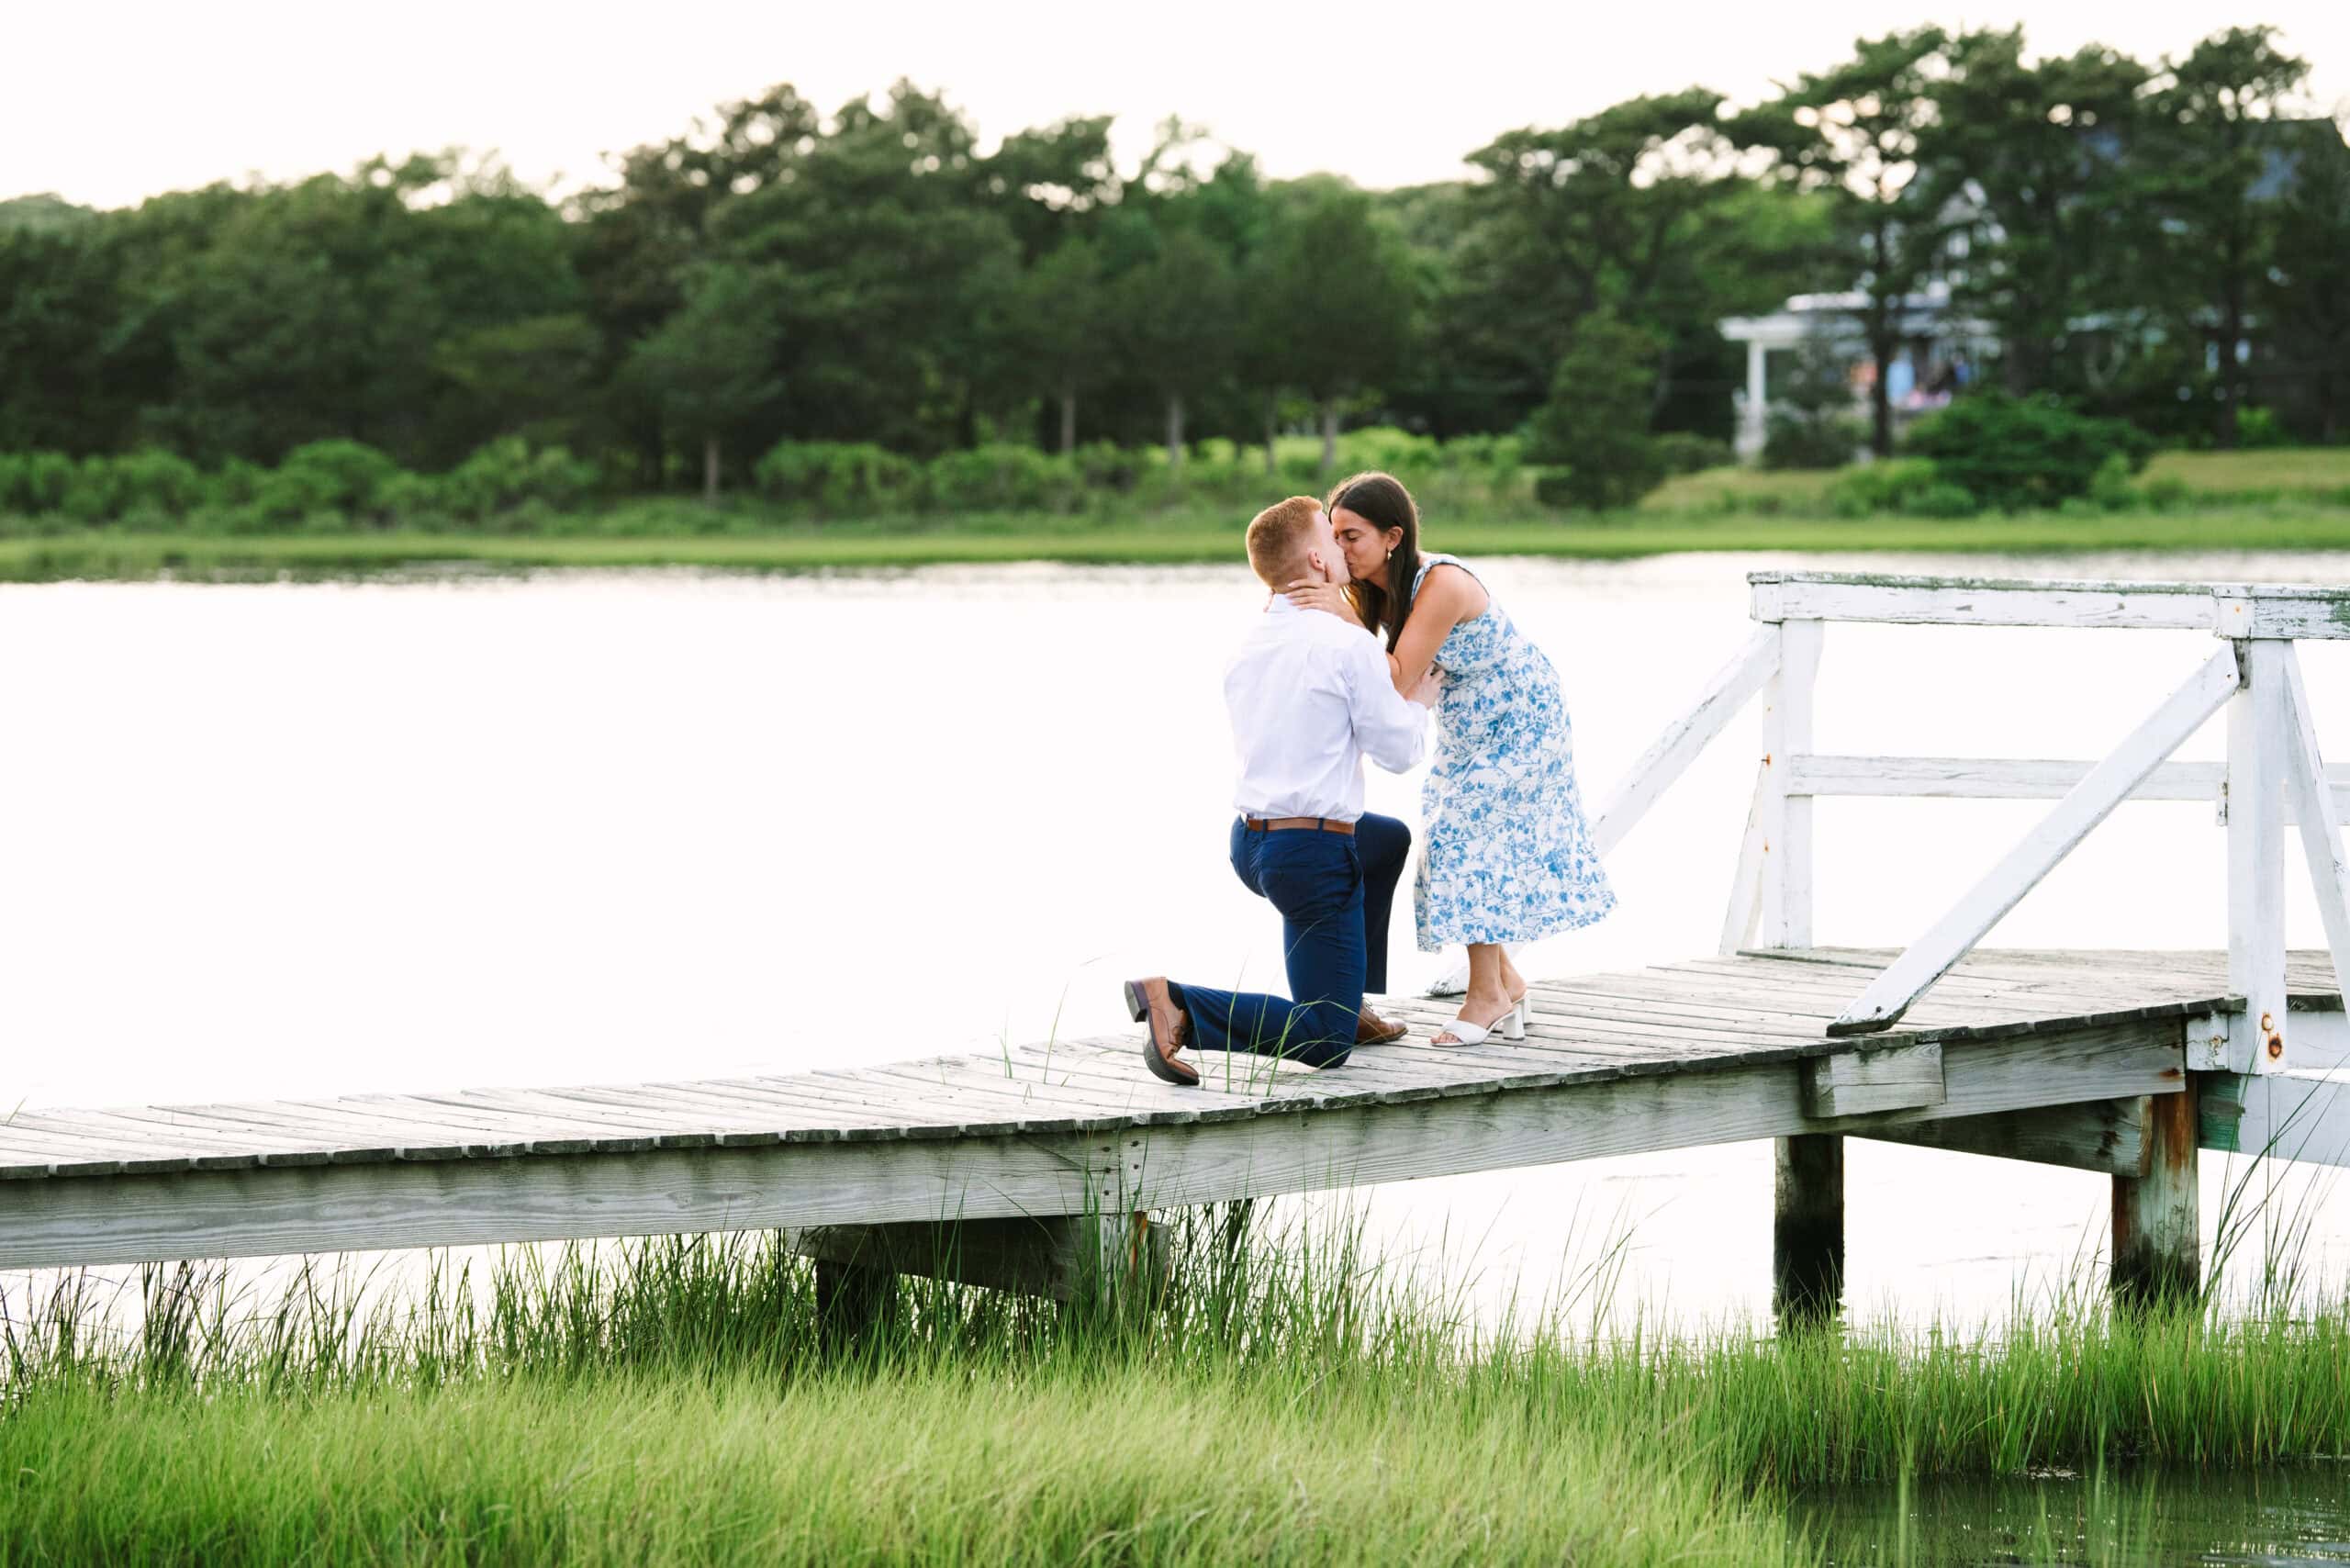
[1126,471,1617,1085]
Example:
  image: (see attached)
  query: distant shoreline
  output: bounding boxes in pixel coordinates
[8,509,2350,583]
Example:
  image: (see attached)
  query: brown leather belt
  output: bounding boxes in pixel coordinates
[1242,816,1355,835]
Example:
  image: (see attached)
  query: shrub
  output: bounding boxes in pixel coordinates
[377,471,448,525]
[254,440,401,523]
[1761,335,1863,470]
[1652,432,1735,476]
[58,457,122,523]
[1521,313,1668,510]
[920,443,1075,513]
[2088,454,2138,511]
[753,441,920,516]
[1275,449,1331,487]
[1823,457,1942,516]
[1531,471,1581,509]
[1072,442,1144,494]
[1442,433,1525,482]
[50,452,204,524]
[1903,392,2154,510]
[441,438,600,522]
[1762,413,1863,470]
[208,458,266,508]
[1907,480,1981,519]
[20,452,75,513]
[1338,425,1439,476]
[2235,406,2289,449]
[110,450,206,518]
[0,451,74,514]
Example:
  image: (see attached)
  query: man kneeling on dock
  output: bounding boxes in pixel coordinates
[1125,496,1439,1085]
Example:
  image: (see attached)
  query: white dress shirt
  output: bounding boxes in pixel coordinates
[1225,598,1427,822]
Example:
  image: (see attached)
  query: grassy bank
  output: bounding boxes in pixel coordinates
[12,503,2350,582]
[6,443,2349,581]
[3,449,2348,580]
[6,1216,2349,1563]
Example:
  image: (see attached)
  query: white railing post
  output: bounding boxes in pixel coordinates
[1757,619,1823,949]
[2227,638,2291,1073]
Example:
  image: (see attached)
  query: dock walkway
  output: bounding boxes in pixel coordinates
[2,947,2340,1284]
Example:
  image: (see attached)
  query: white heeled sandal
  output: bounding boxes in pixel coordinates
[1432,998,1528,1048]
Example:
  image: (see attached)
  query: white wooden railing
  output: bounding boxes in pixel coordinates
[1583,572,2350,1073]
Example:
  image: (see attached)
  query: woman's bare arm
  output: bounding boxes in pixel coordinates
[1385,565,1488,695]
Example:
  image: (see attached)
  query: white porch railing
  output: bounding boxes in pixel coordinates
[1586,572,2350,1073]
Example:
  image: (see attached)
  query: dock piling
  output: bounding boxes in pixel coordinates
[2111,1081,2202,1308]
[1773,1133,1844,1325]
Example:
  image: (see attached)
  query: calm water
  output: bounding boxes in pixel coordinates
[1801,1465,2350,1565]
[6,548,2350,1332]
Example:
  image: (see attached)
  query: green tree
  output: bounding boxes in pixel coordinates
[1522,314,1666,510]
[0,195,97,233]
[716,83,1024,454]
[624,263,784,500]
[1736,29,1955,456]
[1929,30,2152,395]
[2143,26,2314,447]
[573,84,823,479]
[144,162,447,464]
[975,115,1122,263]
[432,314,603,453]
[2264,118,2350,442]
[0,225,140,453]
[1457,92,1758,431]
[1264,183,1418,474]
[1112,224,1237,467]
[1019,238,1112,454]
[407,169,591,464]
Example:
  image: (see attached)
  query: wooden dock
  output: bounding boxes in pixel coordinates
[2,946,2341,1303]
[10,572,2350,1313]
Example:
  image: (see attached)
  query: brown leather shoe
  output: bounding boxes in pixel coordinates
[1355,1005,1409,1046]
[1124,977,1200,1086]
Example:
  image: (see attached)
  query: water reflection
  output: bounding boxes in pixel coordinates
[1800,1464,2350,1566]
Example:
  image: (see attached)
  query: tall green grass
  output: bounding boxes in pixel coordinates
[3,1202,2348,1563]
[0,1213,1791,1565]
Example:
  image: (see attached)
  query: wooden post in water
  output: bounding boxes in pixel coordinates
[1758,617,1842,1324]
[1082,1210,1169,1315]
[813,1256,895,1346]
[2111,1081,2201,1306]
[1774,1132,1844,1323]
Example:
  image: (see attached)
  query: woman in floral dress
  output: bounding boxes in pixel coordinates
[1285,471,1616,1046]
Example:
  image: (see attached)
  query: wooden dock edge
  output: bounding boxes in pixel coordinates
[0,1019,2184,1272]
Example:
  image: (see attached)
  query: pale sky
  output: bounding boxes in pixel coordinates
[7,0,2346,209]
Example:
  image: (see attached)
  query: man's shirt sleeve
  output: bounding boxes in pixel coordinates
[1341,630,1427,774]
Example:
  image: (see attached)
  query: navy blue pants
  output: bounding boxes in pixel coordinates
[1176,813,1410,1070]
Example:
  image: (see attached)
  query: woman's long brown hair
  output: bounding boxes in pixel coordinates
[1326,471,1423,654]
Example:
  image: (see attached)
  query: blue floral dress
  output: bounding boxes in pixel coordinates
[1411,554,1617,950]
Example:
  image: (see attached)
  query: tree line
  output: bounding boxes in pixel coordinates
[1,22,2343,509]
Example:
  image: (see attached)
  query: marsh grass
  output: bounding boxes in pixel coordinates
[4,1197,2350,1563]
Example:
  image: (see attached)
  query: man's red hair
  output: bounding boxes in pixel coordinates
[1245,496,1324,589]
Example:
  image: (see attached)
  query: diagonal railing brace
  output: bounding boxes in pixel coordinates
[1830,646,2244,1035]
